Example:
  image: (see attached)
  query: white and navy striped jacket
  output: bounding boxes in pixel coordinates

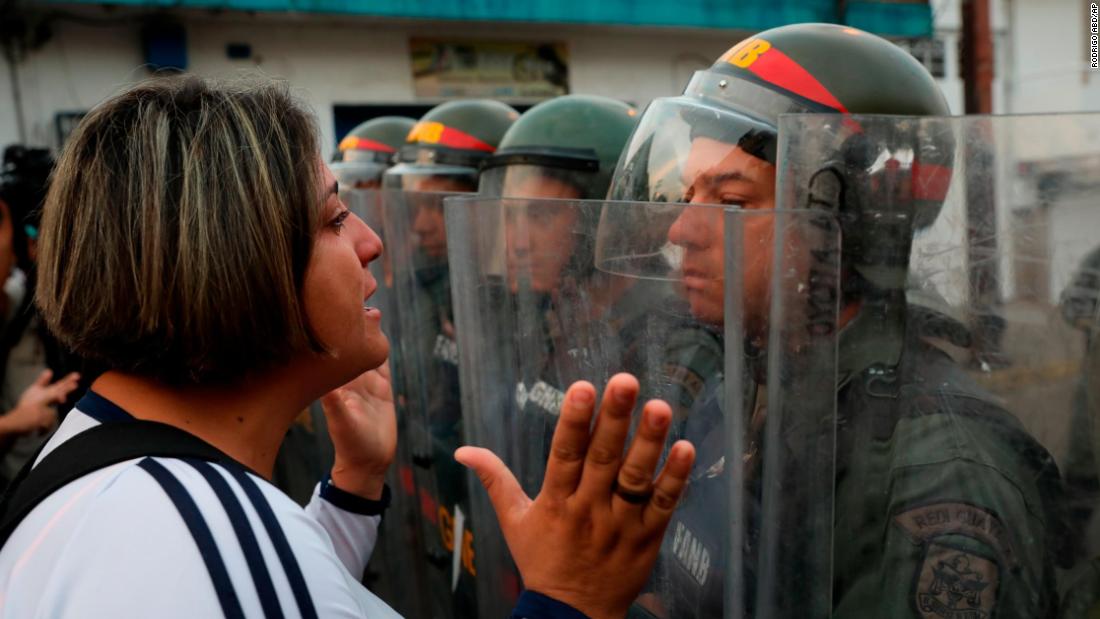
[0,391,401,618]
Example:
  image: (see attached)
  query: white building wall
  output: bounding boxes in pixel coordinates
[1005,0,1100,114]
[1,14,738,157]
[1,21,143,148]
[3,3,1095,155]
[931,0,1100,115]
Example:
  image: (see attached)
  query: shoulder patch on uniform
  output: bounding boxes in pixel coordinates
[893,502,1016,566]
[914,542,999,619]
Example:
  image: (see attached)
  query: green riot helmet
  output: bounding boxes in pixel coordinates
[479,95,638,200]
[331,116,415,189]
[598,22,954,292]
[383,99,519,193]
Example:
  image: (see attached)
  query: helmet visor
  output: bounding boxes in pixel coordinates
[343,148,393,164]
[383,162,479,193]
[478,164,598,200]
[330,160,388,190]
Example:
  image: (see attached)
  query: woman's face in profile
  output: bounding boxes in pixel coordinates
[302,161,390,378]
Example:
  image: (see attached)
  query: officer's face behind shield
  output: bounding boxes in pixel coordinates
[383,163,478,259]
[602,84,791,332]
[672,136,776,328]
[482,165,587,293]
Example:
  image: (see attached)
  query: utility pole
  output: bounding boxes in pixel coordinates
[961,0,1006,368]
[961,0,995,114]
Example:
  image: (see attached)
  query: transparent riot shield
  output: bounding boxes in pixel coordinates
[339,189,431,618]
[773,112,1100,619]
[379,189,479,619]
[445,196,521,619]
[446,194,838,618]
[715,206,842,619]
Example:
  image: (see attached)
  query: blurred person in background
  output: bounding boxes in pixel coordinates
[1057,246,1100,617]
[0,145,82,487]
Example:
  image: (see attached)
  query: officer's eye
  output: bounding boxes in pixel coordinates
[529,206,558,223]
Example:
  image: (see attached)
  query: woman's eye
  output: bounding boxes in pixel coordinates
[331,209,351,231]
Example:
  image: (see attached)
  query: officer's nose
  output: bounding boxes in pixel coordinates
[668,204,716,251]
[506,214,531,259]
[412,205,433,234]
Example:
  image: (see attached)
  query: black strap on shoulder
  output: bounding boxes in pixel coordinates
[0,419,241,549]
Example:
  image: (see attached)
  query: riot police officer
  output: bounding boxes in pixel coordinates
[599,22,1067,618]
[381,99,517,618]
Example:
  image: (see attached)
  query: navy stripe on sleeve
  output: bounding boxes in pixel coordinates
[184,458,285,619]
[225,467,319,619]
[511,591,592,619]
[138,458,245,619]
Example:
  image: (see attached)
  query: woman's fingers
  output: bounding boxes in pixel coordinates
[455,446,532,531]
[611,399,672,514]
[541,382,598,502]
[575,374,638,503]
[643,440,695,529]
[31,369,52,388]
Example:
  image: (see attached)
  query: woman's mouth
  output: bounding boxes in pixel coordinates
[363,279,381,316]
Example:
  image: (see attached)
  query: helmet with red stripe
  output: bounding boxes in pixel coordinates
[331,116,415,189]
[384,99,519,193]
[601,23,954,294]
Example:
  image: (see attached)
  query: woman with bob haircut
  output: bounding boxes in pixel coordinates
[0,75,695,619]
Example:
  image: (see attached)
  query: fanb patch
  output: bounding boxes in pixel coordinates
[893,502,1016,566]
[915,542,999,619]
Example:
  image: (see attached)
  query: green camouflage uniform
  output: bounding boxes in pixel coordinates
[832,331,1065,619]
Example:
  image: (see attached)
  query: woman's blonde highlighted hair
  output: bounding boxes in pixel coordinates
[37,75,324,384]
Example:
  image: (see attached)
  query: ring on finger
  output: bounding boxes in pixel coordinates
[613,480,654,505]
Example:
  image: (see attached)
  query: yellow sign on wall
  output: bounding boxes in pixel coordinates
[411,39,569,98]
